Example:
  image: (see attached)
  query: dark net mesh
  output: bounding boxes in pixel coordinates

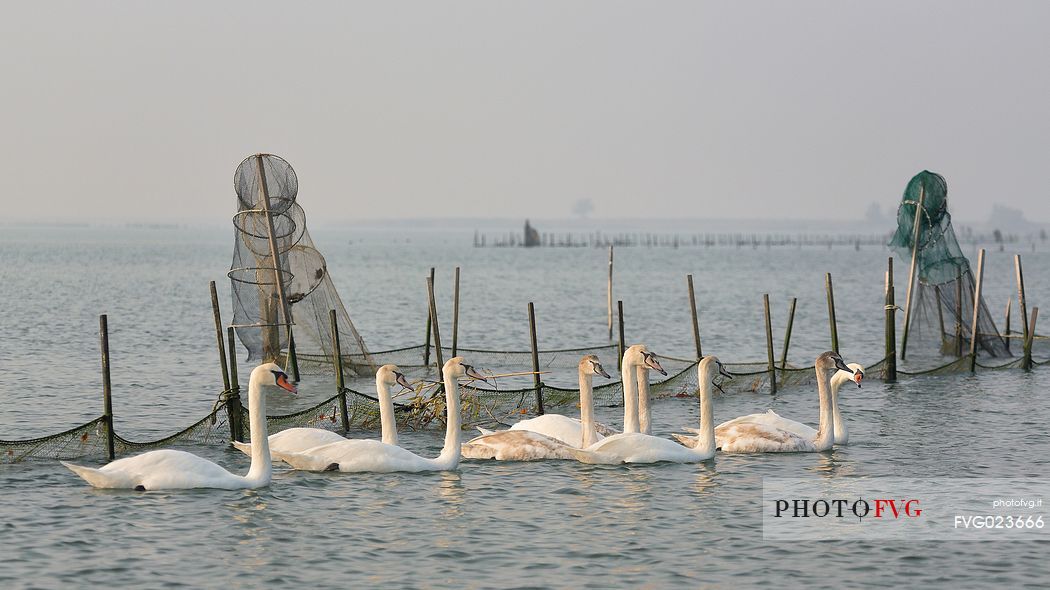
[888,171,1008,357]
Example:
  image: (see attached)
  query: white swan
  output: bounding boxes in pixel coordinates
[503,355,613,447]
[712,351,854,453]
[621,344,667,434]
[674,363,864,447]
[61,363,297,490]
[581,355,725,463]
[273,357,483,472]
[231,364,412,457]
[460,355,617,462]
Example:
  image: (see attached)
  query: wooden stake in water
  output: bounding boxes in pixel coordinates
[763,294,777,394]
[607,246,614,342]
[330,309,349,433]
[226,326,243,442]
[1004,298,1012,354]
[617,300,625,372]
[780,297,797,370]
[885,257,897,383]
[934,285,946,350]
[254,154,297,381]
[209,281,231,395]
[1023,307,1038,371]
[1015,255,1029,355]
[452,267,461,357]
[528,302,544,415]
[426,275,445,380]
[955,266,964,357]
[423,267,435,366]
[969,248,987,372]
[99,314,115,461]
[687,274,703,360]
[825,273,839,354]
[900,184,927,360]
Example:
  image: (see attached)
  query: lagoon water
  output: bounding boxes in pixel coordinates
[1,225,1048,588]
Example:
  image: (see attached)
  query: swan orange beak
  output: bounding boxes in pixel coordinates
[853,371,864,389]
[276,373,298,394]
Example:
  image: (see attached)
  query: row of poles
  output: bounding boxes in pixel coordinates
[473,230,894,249]
[92,251,1040,462]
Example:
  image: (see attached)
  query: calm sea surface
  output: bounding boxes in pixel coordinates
[1,225,1048,588]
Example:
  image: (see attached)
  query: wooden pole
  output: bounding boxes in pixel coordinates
[330,309,349,433]
[209,281,231,394]
[1004,298,1012,354]
[934,285,947,351]
[451,266,461,357]
[780,297,797,370]
[1016,255,1029,356]
[423,267,435,366]
[825,273,839,353]
[528,302,544,415]
[884,257,897,382]
[426,275,445,380]
[254,154,297,381]
[955,267,964,357]
[764,294,777,393]
[99,314,115,461]
[969,249,986,372]
[607,246,614,341]
[687,274,703,360]
[617,300,625,372]
[900,184,927,360]
[226,326,243,442]
[1023,307,1038,371]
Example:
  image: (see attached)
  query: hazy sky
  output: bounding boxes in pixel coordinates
[2,1,1048,224]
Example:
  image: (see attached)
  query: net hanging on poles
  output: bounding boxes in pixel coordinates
[888,171,1008,357]
[228,154,374,375]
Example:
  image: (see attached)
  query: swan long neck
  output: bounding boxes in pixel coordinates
[376,376,399,446]
[244,369,273,485]
[579,370,597,448]
[814,365,835,451]
[621,359,639,434]
[437,371,462,468]
[830,376,847,444]
[693,365,716,458]
[636,365,652,435]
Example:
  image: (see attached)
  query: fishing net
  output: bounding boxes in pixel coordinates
[228,154,373,375]
[888,171,1008,357]
[5,343,1048,463]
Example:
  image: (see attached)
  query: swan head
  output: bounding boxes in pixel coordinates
[443,357,488,382]
[579,355,611,378]
[624,344,667,376]
[833,363,865,389]
[253,362,298,394]
[698,355,734,394]
[816,351,853,376]
[377,364,413,393]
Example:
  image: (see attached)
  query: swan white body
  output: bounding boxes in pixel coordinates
[463,355,620,461]
[506,355,613,447]
[274,357,480,473]
[231,364,410,457]
[709,352,853,453]
[674,364,864,448]
[584,355,721,464]
[62,363,296,490]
